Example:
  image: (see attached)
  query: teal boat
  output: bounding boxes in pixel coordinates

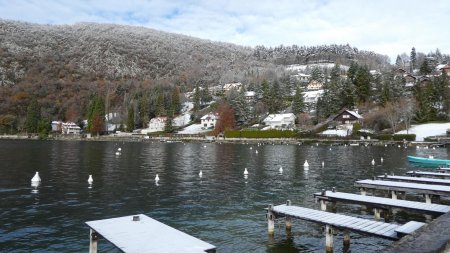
[407,155,450,166]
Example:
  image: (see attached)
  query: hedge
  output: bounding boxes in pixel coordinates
[374,134,416,141]
[224,129,298,138]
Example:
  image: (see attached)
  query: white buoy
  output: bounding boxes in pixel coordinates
[31,172,41,182]
[322,161,325,167]
[87,175,93,184]
[371,159,375,166]
[279,167,283,173]
[203,145,207,148]
[244,168,249,175]
[384,144,387,147]
[255,150,258,154]
[155,174,160,182]
[199,170,203,178]
[433,147,436,150]
[304,160,309,167]
[416,146,420,149]
[397,145,401,148]
[380,157,384,163]
[118,147,122,152]
[115,151,121,156]
[250,147,252,150]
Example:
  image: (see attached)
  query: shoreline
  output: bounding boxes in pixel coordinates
[0,134,442,147]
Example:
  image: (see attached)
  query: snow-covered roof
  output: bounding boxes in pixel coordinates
[345,110,363,119]
[150,117,167,123]
[201,113,218,120]
[263,113,295,122]
[245,91,255,97]
[223,82,242,90]
[303,89,324,98]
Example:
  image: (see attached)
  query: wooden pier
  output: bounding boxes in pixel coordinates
[314,190,450,220]
[406,170,450,179]
[267,201,425,253]
[354,179,450,204]
[376,174,450,186]
[86,214,216,253]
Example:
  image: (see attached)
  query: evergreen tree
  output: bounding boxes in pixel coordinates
[193,83,201,112]
[347,62,358,82]
[164,110,174,133]
[87,95,105,135]
[310,67,323,82]
[171,86,181,115]
[261,79,270,106]
[353,65,371,103]
[340,79,355,109]
[155,92,165,116]
[269,80,283,113]
[419,58,432,75]
[292,86,304,115]
[410,47,417,71]
[200,84,212,105]
[25,98,41,133]
[127,105,135,132]
[227,89,249,126]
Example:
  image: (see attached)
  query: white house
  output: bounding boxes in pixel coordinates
[223,82,242,92]
[263,113,296,129]
[200,113,219,129]
[307,80,323,91]
[244,91,256,103]
[303,90,324,104]
[51,121,62,132]
[61,122,81,134]
[147,117,167,132]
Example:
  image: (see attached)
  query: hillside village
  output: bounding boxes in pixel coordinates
[48,60,450,141]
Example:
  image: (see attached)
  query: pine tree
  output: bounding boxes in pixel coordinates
[419,58,432,75]
[193,83,201,112]
[410,47,417,71]
[347,62,358,82]
[353,65,371,103]
[395,55,403,67]
[164,110,174,133]
[227,89,249,126]
[292,86,304,115]
[139,96,149,128]
[87,95,105,135]
[127,105,135,132]
[171,86,181,115]
[155,92,165,116]
[25,98,41,133]
[269,80,283,113]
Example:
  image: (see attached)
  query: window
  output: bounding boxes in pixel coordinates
[343,114,350,119]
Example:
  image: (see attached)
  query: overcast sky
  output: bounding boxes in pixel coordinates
[1,0,448,61]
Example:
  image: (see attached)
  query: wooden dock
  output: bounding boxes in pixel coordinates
[377,174,450,186]
[267,201,425,252]
[86,214,216,253]
[314,190,450,220]
[354,179,450,204]
[406,170,450,179]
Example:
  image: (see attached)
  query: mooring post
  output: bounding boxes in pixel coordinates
[267,204,275,235]
[325,224,334,253]
[373,208,381,221]
[360,187,366,196]
[424,194,431,204]
[391,190,397,200]
[285,200,292,232]
[320,199,327,211]
[343,230,350,252]
[89,229,98,253]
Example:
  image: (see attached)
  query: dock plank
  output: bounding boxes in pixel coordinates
[354,179,450,197]
[406,171,450,179]
[377,175,450,186]
[314,191,450,215]
[86,214,216,253]
[270,204,425,240]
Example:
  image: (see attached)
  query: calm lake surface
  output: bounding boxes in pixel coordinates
[0,140,448,252]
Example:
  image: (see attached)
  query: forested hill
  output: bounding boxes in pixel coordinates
[0,20,390,88]
[253,44,391,67]
[0,19,261,86]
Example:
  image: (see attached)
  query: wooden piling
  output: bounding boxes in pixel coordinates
[320,199,327,211]
[343,230,350,252]
[267,204,275,235]
[373,208,381,221]
[391,190,398,200]
[424,194,431,204]
[285,200,292,232]
[89,229,98,253]
[325,224,334,253]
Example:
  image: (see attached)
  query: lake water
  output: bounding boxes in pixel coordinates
[0,140,448,253]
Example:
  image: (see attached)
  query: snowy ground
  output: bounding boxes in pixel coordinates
[286,63,349,72]
[177,124,211,134]
[396,123,450,141]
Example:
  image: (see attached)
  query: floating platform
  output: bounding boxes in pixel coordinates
[86,214,216,253]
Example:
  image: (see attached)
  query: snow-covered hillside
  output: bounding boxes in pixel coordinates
[286,63,349,72]
[396,123,450,141]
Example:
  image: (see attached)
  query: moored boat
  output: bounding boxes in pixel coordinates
[407,155,450,166]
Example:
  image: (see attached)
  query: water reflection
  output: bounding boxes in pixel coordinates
[0,140,448,252]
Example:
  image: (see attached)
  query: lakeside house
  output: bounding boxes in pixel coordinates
[263,113,296,129]
[200,113,219,129]
[142,117,167,133]
[222,82,242,92]
[244,91,256,103]
[51,121,81,134]
[307,80,323,91]
[333,109,363,125]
